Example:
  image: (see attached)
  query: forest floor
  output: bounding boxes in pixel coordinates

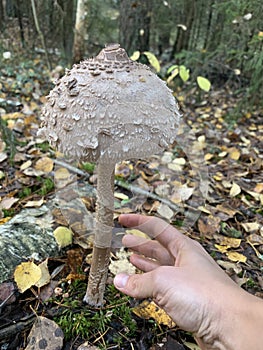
[0,54,262,350]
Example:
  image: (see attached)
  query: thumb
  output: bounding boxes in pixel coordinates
[114,272,154,299]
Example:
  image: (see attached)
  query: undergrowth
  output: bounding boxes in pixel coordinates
[52,281,141,349]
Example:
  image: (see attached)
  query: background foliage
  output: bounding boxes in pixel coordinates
[0,0,263,111]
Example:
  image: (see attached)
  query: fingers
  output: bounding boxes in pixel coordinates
[123,234,174,266]
[119,214,185,255]
[114,271,155,299]
[129,253,161,272]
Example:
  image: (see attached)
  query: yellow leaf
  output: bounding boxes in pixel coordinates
[54,167,71,180]
[143,51,161,72]
[214,244,228,253]
[35,259,51,288]
[258,31,263,37]
[126,229,150,239]
[230,183,241,197]
[53,226,73,248]
[133,300,176,328]
[34,157,54,172]
[253,183,263,193]
[167,67,179,84]
[205,153,214,161]
[20,160,32,170]
[130,50,140,61]
[226,251,247,263]
[114,192,129,200]
[197,76,211,92]
[229,148,241,160]
[14,261,42,293]
[220,237,241,248]
[213,172,223,181]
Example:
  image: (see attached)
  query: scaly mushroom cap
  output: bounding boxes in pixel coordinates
[39,44,181,161]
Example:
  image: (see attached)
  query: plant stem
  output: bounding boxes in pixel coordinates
[83,162,115,306]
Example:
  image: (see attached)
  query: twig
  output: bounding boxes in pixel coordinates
[115,180,182,213]
[52,159,183,213]
[30,0,51,71]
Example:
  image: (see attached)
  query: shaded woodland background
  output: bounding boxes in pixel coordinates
[0,0,263,111]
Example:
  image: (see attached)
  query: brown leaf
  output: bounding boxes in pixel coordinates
[34,156,54,173]
[0,197,19,209]
[25,316,63,350]
[198,215,221,236]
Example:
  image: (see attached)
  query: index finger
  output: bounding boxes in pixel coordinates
[119,214,184,251]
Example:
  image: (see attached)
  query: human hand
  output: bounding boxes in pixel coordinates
[114,214,263,350]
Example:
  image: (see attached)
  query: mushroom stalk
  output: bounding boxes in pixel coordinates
[83,160,115,306]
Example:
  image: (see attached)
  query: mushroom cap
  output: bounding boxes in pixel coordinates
[39,44,181,162]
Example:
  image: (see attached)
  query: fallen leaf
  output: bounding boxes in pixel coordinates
[247,233,263,245]
[217,260,242,274]
[24,198,45,208]
[0,152,8,163]
[25,316,64,350]
[23,167,45,177]
[125,229,150,239]
[170,184,194,203]
[228,147,241,160]
[241,222,260,232]
[157,203,174,220]
[114,192,129,200]
[34,156,54,172]
[220,237,241,248]
[20,160,32,170]
[253,183,263,193]
[53,226,73,248]
[14,261,42,293]
[226,251,247,263]
[183,342,201,350]
[35,259,51,288]
[230,183,241,197]
[133,300,176,328]
[198,215,221,236]
[214,244,228,253]
[0,197,19,209]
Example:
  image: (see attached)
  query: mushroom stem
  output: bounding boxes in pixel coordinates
[83,161,115,306]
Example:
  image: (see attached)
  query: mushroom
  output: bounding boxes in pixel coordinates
[39,43,181,306]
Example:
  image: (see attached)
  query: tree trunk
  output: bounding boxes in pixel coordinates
[72,0,89,63]
[170,0,196,58]
[119,0,151,55]
[0,0,4,32]
[15,0,25,47]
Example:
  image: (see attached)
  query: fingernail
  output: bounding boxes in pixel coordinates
[114,273,129,288]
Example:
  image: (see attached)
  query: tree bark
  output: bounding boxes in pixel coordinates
[170,0,196,58]
[119,0,151,55]
[31,0,51,70]
[72,0,89,63]
[0,0,4,32]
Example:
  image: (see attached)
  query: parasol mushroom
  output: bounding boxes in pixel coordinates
[39,43,181,306]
